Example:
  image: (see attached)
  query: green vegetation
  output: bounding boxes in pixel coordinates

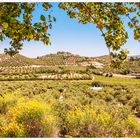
[0,54,36,67]
[0,94,57,137]
[0,3,55,55]
[1,3,140,66]
[59,3,140,67]
[0,2,140,137]
[0,53,140,75]
[0,75,140,137]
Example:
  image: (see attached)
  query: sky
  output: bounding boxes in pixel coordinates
[0,2,140,58]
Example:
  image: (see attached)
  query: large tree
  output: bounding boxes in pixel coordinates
[59,2,140,67]
[0,3,56,56]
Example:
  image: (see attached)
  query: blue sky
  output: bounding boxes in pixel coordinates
[0,2,140,58]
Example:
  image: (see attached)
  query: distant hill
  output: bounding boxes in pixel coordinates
[0,51,109,68]
[36,52,86,66]
[0,54,36,67]
[0,52,140,73]
[36,51,109,67]
[0,52,104,67]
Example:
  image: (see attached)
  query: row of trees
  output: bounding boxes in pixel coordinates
[0,2,140,67]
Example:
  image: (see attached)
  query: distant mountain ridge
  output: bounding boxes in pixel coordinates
[0,52,108,67]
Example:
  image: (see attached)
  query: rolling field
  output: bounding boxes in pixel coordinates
[0,75,140,137]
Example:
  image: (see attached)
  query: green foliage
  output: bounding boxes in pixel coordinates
[0,52,140,75]
[110,49,129,68]
[65,105,140,137]
[0,3,55,55]
[91,81,103,87]
[4,48,19,57]
[0,75,140,137]
[59,2,140,67]
[0,3,139,68]
[0,93,20,114]
[0,121,25,137]
[65,106,111,137]
[0,96,58,137]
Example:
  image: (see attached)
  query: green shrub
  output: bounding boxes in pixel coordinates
[0,93,19,114]
[65,105,112,137]
[0,121,25,137]
[129,97,140,117]
[64,105,140,137]
[15,99,58,137]
[120,68,131,75]
[0,96,58,137]
[91,81,103,87]
[124,115,140,136]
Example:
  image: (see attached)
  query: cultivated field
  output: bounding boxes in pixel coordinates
[0,75,140,137]
[0,52,140,138]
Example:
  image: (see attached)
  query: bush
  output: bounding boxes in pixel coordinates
[91,81,103,87]
[124,115,140,136]
[0,96,58,137]
[16,99,58,137]
[129,97,140,117]
[0,121,24,137]
[65,105,112,137]
[104,73,113,77]
[120,68,131,75]
[0,93,19,114]
[64,105,140,137]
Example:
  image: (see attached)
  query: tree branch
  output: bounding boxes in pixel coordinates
[81,2,112,62]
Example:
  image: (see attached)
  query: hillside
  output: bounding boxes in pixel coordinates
[0,52,140,74]
[36,51,107,67]
[0,54,36,67]
[0,52,105,67]
[36,52,86,66]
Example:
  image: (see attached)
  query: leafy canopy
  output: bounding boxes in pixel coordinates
[0,3,56,56]
[59,2,140,68]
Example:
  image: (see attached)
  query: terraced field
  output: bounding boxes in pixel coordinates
[0,66,92,81]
